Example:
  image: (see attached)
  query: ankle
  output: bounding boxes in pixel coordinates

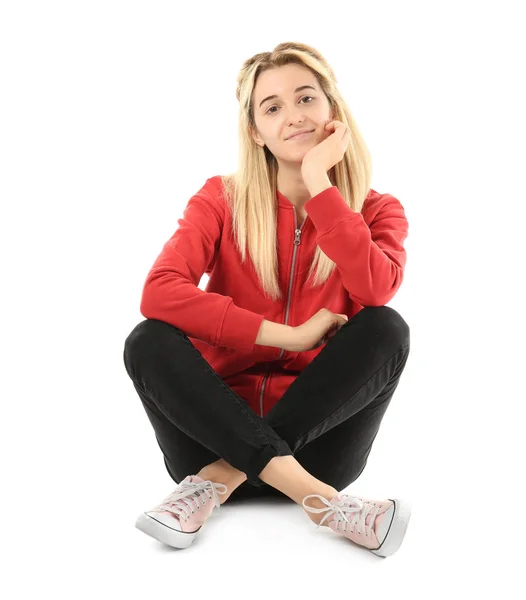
[198,459,242,479]
[303,486,339,504]
[303,488,340,526]
[196,463,247,497]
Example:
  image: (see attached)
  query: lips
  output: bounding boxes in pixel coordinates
[287,129,314,140]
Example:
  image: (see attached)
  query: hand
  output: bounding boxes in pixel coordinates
[301,120,351,175]
[285,308,349,352]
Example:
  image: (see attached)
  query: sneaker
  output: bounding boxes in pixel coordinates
[302,493,411,557]
[135,475,228,549]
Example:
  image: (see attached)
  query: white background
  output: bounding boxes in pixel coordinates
[1,0,524,598]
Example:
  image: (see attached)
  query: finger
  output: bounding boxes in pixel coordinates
[325,119,343,130]
[326,122,346,141]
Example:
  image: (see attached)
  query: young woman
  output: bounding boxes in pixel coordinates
[123,41,411,557]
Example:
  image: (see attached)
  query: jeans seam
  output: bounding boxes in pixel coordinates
[290,344,409,449]
[160,331,284,450]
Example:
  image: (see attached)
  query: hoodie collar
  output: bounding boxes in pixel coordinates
[276,189,304,210]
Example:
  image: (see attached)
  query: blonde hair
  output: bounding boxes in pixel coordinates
[221,41,373,301]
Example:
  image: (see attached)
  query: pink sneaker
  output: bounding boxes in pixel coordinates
[135,475,228,549]
[302,493,412,557]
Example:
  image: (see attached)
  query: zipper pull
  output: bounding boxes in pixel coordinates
[294,229,301,246]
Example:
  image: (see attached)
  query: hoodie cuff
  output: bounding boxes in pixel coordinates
[305,185,364,234]
[218,301,266,352]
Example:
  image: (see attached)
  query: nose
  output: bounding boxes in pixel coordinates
[286,107,307,124]
[288,114,306,124]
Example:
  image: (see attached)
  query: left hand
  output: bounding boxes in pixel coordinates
[286,308,349,352]
[301,119,351,174]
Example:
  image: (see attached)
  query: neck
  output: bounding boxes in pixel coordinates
[276,165,311,208]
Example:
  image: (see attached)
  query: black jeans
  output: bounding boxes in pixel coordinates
[123,306,410,502]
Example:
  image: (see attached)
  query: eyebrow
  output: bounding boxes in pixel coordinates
[258,85,317,109]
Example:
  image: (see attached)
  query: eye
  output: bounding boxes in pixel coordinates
[266,96,314,115]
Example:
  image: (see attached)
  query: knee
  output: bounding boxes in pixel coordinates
[124,319,150,357]
[123,319,190,372]
[123,319,169,367]
[123,320,146,375]
[360,305,410,350]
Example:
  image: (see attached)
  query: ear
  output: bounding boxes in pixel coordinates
[249,124,265,147]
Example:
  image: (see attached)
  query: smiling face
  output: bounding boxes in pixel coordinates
[250,63,335,164]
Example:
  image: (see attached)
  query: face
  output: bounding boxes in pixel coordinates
[250,63,335,163]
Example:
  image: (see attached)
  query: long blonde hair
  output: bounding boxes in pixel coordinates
[221,41,373,301]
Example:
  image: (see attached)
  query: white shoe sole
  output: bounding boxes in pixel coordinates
[135,512,201,549]
[370,498,412,558]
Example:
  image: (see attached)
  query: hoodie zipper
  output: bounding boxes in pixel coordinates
[259,207,307,417]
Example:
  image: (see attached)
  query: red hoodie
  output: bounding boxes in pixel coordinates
[140,175,408,418]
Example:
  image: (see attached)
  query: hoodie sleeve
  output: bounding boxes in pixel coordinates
[139,179,265,351]
[304,186,408,306]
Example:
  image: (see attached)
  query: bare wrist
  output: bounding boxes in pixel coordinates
[255,319,295,350]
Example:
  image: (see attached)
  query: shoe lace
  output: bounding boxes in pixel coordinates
[155,480,228,522]
[302,494,381,538]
